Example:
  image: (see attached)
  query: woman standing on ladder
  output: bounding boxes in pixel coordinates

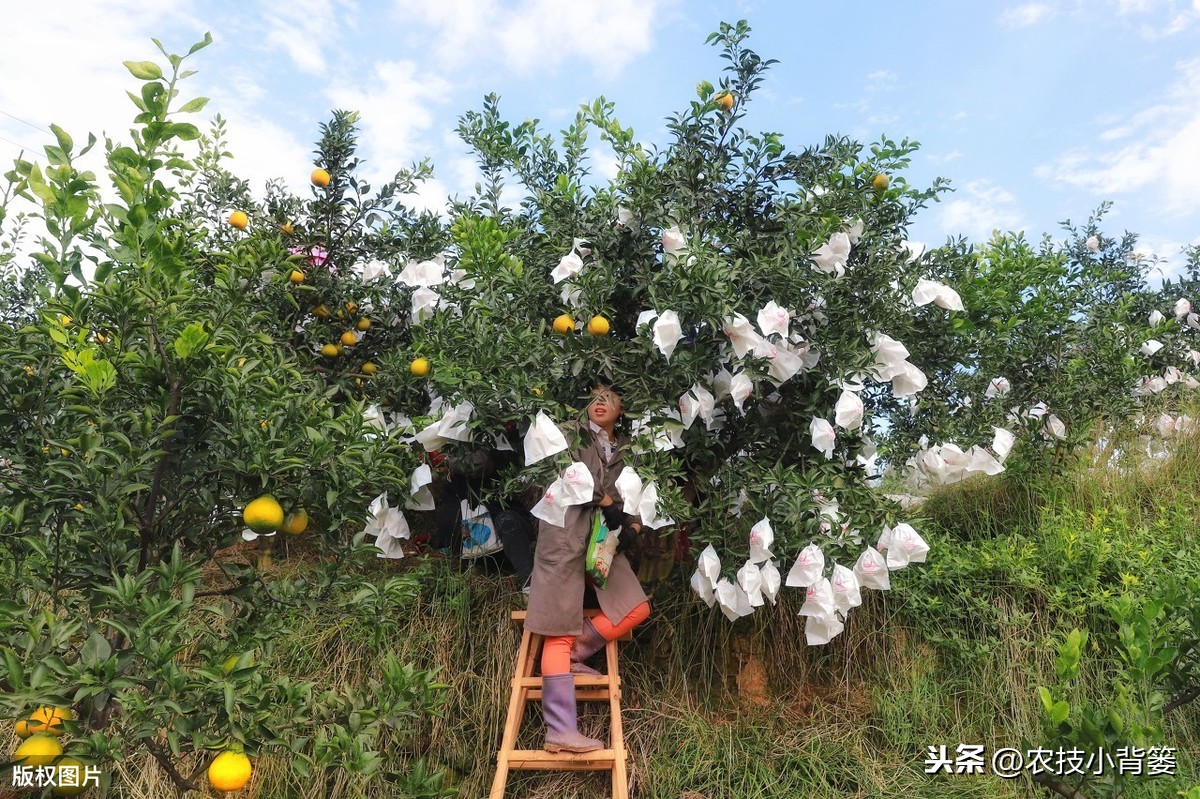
[524,383,652,753]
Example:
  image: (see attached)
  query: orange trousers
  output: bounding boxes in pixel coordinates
[541,601,650,675]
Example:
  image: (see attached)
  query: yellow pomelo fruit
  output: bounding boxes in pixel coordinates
[409,357,430,377]
[340,331,358,347]
[320,344,341,358]
[50,756,91,796]
[18,706,72,737]
[288,270,304,284]
[361,362,378,375]
[242,495,284,533]
[280,509,308,535]
[312,304,330,319]
[208,750,252,792]
[552,314,574,334]
[715,91,734,111]
[872,173,889,193]
[355,317,371,331]
[227,211,248,229]
[310,168,331,188]
[586,315,610,336]
[15,734,63,766]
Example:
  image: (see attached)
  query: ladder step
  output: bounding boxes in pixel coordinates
[507,749,619,770]
[515,675,616,688]
[526,688,616,702]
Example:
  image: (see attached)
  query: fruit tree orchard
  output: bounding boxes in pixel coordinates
[2,19,1199,796]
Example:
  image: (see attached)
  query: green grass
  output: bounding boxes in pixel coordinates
[13,420,1198,797]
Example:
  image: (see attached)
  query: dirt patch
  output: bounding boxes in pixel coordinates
[736,652,772,709]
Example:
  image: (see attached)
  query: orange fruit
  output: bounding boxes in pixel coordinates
[320,344,341,358]
[410,357,430,377]
[715,92,734,112]
[94,332,109,344]
[280,509,308,535]
[872,173,890,193]
[14,734,62,766]
[361,362,378,375]
[587,315,610,336]
[50,755,90,796]
[312,304,330,319]
[344,300,358,315]
[228,211,249,230]
[280,221,295,235]
[17,706,72,738]
[288,270,304,284]
[207,750,252,792]
[311,168,331,188]
[355,317,371,332]
[340,331,358,347]
[242,495,284,533]
[552,314,575,334]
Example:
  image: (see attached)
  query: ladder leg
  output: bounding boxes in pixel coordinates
[491,627,538,798]
[607,639,628,799]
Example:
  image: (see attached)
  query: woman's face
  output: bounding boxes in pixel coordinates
[587,388,622,428]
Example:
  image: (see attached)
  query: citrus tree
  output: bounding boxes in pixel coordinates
[0,34,449,795]
[390,20,984,639]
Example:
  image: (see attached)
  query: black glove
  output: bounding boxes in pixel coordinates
[601,504,625,531]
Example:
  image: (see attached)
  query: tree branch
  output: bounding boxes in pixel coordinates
[144,739,199,794]
[1164,685,1200,715]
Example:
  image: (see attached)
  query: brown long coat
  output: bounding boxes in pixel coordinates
[524,424,648,637]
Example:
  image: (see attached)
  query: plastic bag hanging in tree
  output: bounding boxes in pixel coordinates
[809,417,835,459]
[715,577,754,621]
[785,543,825,588]
[830,563,861,613]
[757,300,790,339]
[524,411,568,465]
[690,568,716,607]
[436,401,475,442]
[406,463,436,511]
[799,578,835,617]
[805,611,845,645]
[853,546,890,590]
[749,517,774,562]
[738,561,765,607]
[834,390,864,431]
[759,559,781,605]
[884,523,929,569]
[722,313,765,359]
[653,311,683,359]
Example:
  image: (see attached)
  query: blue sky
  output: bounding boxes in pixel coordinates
[3,1,1198,279]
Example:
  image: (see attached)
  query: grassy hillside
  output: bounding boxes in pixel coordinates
[5,426,1198,798]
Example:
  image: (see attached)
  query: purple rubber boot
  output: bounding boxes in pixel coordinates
[542,673,605,753]
[569,618,608,676]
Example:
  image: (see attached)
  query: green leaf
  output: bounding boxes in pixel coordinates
[173,322,210,360]
[1048,700,1070,725]
[165,122,201,141]
[188,32,214,56]
[81,630,112,666]
[177,97,210,114]
[123,60,163,80]
[50,123,73,155]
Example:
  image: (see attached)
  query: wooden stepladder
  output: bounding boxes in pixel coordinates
[490,609,630,799]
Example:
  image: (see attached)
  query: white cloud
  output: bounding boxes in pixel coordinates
[390,0,676,78]
[325,60,452,181]
[999,2,1056,27]
[0,2,203,161]
[927,150,963,165]
[260,0,356,75]
[1034,58,1200,218]
[938,179,1025,240]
